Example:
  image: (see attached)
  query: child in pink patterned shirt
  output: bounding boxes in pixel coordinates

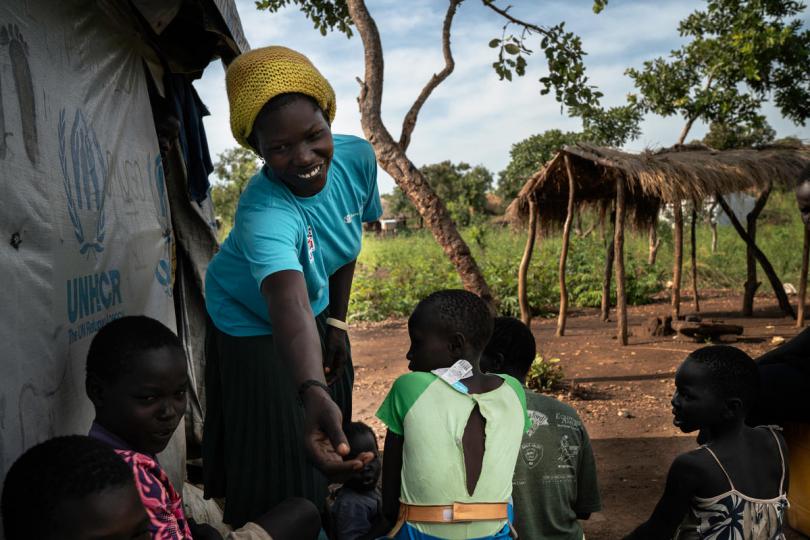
[86,316,196,539]
[86,316,321,540]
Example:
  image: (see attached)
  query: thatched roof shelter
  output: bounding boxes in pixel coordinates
[507,142,810,228]
[509,142,810,344]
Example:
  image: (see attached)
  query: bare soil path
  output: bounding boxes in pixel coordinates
[349,292,808,539]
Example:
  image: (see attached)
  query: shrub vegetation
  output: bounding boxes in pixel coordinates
[350,192,805,321]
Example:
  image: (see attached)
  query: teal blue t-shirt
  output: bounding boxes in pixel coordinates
[205,134,382,336]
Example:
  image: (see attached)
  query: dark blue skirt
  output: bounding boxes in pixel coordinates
[202,309,353,527]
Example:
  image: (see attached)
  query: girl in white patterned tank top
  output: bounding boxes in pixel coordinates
[625,346,789,540]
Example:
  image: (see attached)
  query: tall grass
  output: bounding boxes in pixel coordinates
[350,192,805,321]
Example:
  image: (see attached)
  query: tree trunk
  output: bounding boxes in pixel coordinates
[615,178,628,345]
[346,0,493,305]
[648,219,660,265]
[743,185,772,315]
[557,155,576,337]
[518,199,538,326]
[601,209,615,322]
[798,228,809,328]
[672,202,683,320]
[691,206,700,312]
[716,194,795,318]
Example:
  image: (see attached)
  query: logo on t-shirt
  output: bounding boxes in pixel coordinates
[527,409,549,437]
[521,442,544,469]
[343,211,361,223]
[306,226,316,263]
[557,434,580,469]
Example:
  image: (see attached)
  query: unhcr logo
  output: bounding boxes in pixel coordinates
[150,153,172,297]
[58,108,107,255]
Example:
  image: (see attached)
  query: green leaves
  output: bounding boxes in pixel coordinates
[629,0,810,135]
[497,130,583,200]
[211,147,260,240]
[386,161,494,227]
[255,0,354,37]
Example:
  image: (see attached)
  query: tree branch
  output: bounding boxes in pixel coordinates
[482,1,545,34]
[399,0,462,151]
[677,72,715,144]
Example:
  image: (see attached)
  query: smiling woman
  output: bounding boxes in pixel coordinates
[203,46,382,528]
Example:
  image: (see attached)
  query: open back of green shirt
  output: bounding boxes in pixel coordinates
[377,371,529,539]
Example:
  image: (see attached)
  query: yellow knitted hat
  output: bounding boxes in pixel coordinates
[226,46,337,148]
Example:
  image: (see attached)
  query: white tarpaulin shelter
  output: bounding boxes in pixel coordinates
[0,0,247,509]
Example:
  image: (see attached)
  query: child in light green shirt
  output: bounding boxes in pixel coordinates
[376,290,529,540]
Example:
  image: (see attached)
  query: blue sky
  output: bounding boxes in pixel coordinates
[197,0,810,194]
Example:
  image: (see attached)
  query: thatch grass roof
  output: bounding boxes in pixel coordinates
[506,142,810,230]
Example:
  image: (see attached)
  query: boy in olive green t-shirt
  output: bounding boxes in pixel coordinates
[481,317,601,540]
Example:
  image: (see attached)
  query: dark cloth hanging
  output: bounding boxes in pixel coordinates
[165,73,214,203]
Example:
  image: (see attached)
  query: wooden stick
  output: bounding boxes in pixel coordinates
[798,228,809,327]
[648,220,660,265]
[557,155,576,336]
[716,194,796,319]
[743,184,772,315]
[691,206,700,312]
[672,201,683,320]
[601,208,615,322]
[518,198,538,326]
[615,177,628,345]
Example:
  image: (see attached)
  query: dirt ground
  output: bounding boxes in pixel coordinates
[349,291,808,539]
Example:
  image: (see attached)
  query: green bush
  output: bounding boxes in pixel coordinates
[526,355,565,393]
[349,192,804,321]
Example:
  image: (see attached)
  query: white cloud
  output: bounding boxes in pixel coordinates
[196,0,810,195]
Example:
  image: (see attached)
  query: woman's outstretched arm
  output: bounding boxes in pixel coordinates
[262,270,372,479]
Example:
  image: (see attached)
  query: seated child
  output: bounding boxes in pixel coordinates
[1,434,150,540]
[330,422,382,540]
[376,290,529,540]
[625,345,789,540]
[85,315,321,540]
[481,316,601,540]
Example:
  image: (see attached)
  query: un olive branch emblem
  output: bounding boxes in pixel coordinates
[58,109,107,256]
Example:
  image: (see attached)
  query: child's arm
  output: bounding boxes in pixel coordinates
[381,430,404,524]
[623,453,702,540]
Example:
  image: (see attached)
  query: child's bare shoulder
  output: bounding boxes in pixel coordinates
[670,448,714,480]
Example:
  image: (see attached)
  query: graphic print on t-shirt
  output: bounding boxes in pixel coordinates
[526,409,549,437]
[306,225,316,262]
[521,442,544,469]
[557,434,580,469]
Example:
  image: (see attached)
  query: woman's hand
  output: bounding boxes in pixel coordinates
[301,387,373,481]
[324,326,349,383]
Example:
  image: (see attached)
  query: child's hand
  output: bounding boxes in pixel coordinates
[324,326,349,383]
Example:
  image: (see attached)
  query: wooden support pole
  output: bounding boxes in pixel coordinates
[601,209,615,322]
[648,219,660,265]
[557,156,576,336]
[743,184,772,315]
[798,228,809,327]
[672,201,684,320]
[716,194,796,319]
[615,177,628,345]
[518,198,538,327]
[691,206,700,312]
